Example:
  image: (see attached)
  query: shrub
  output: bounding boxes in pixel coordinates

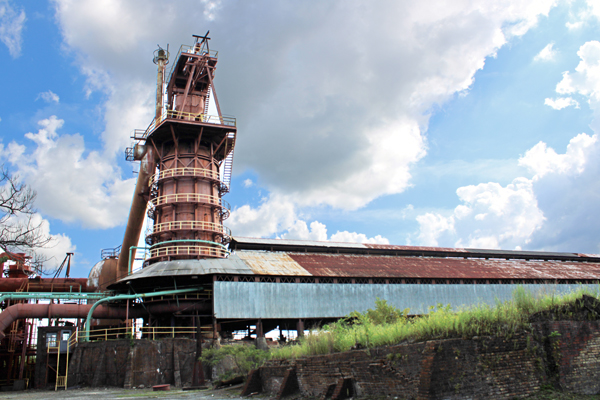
[200,344,270,381]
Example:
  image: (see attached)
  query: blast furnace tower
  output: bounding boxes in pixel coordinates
[117,33,236,277]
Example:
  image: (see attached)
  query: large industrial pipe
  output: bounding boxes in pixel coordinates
[84,287,200,340]
[0,278,92,293]
[0,301,210,340]
[115,48,167,279]
[116,145,155,280]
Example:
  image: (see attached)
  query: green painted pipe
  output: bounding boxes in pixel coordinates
[84,287,200,341]
[128,246,150,275]
[0,292,107,305]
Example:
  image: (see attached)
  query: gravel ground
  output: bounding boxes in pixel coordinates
[1,385,248,400]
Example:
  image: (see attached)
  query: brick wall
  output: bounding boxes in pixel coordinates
[533,321,600,395]
[245,334,548,399]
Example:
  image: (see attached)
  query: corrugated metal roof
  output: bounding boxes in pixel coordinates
[287,253,600,279]
[120,256,253,282]
[237,252,311,276]
[120,250,600,282]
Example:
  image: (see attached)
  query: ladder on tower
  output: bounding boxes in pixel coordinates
[221,131,235,193]
[204,87,211,116]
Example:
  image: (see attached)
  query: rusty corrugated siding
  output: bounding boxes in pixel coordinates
[286,253,600,279]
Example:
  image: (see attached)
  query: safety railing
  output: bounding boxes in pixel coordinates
[150,193,230,211]
[144,109,236,137]
[149,167,220,186]
[79,325,212,342]
[148,245,229,259]
[167,44,218,84]
[149,220,231,237]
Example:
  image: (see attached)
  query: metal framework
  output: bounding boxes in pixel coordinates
[127,34,236,266]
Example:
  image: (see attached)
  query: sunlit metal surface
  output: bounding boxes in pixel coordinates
[214,282,600,319]
[237,252,311,276]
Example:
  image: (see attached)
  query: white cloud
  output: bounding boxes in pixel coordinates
[544,97,579,110]
[281,220,328,242]
[51,0,558,211]
[566,0,600,29]
[555,41,600,134]
[0,0,25,58]
[416,213,455,246]
[519,133,596,178]
[229,195,389,244]
[243,179,253,188]
[417,177,545,249]
[416,40,600,253]
[1,212,75,272]
[330,231,389,244]
[534,42,556,62]
[227,195,297,239]
[3,116,135,229]
[37,90,60,103]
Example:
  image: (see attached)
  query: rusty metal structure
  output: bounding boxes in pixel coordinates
[116,32,235,282]
[4,34,600,390]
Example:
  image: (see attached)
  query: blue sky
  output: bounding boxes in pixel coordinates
[1,0,600,278]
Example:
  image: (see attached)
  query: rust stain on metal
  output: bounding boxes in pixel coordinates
[237,252,311,276]
[287,253,600,279]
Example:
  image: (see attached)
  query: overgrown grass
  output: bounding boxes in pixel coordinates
[270,285,600,360]
[201,344,270,381]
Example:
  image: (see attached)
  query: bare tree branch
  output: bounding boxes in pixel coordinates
[0,165,53,274]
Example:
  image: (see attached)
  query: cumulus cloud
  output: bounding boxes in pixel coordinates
[544,97,579,110]
[416,178,545,249]
[36,90,60,103]
[281,220,328,242]
[415,131,600,252]
[519,133,596,178]
[416,40,600,253]
[3,116,135,228]
[330,231,389,244]
[555,41,600,130]
[243,179,253,188]
[534,43,556,62]
[0,0,25,58]
[229,195,389,244]
[227,195,297,239]
[51,0,557,211]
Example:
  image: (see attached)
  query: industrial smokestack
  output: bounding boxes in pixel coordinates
[153,46,169,120]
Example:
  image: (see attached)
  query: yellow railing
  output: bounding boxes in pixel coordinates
[149,167,220,186]
[149,245,228,259]
[79,325,212,342]
[144,109,236,137]
[150,193,230,210]
[150,220,231,237]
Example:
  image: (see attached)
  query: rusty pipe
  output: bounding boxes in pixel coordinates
[0,301,210,340]
[116,146,155,280]
[0,278,92,292]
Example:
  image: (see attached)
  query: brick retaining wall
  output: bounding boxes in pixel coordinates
[244,323,600,399]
